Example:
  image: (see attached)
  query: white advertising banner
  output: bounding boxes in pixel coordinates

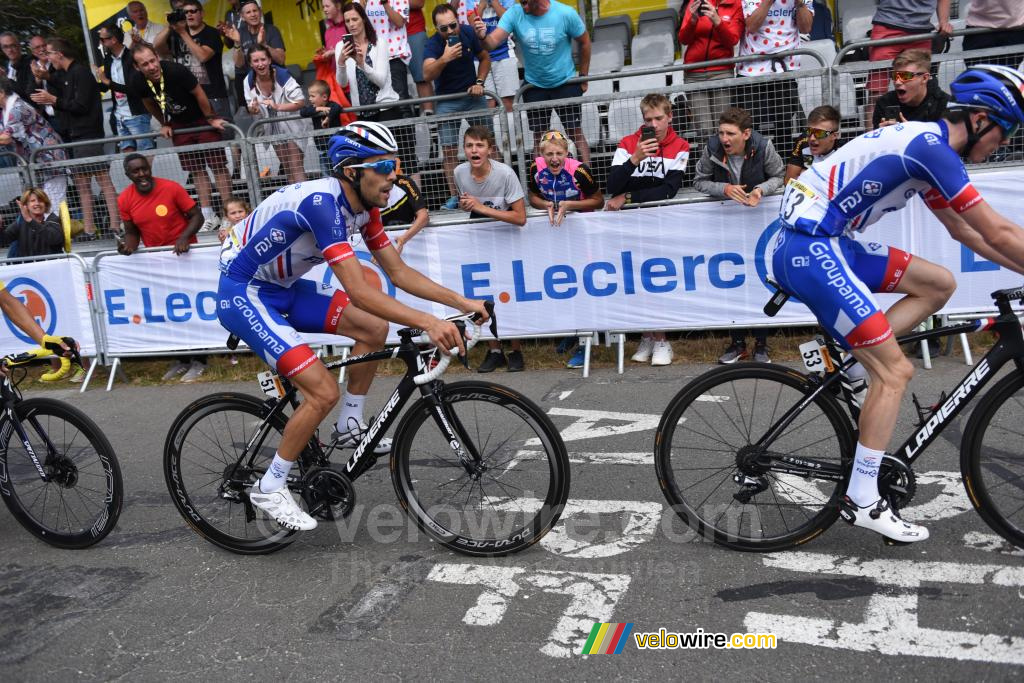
[0,256,97,356]
[92,167,1024,356]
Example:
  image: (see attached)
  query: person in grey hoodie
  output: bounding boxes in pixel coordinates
[693,106,784,363]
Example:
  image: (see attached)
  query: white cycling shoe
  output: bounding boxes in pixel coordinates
[839,496,929,543]
[248,482,318,531]
[332,421,392,455]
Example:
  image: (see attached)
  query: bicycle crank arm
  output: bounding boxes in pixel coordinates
[764,454,846,482]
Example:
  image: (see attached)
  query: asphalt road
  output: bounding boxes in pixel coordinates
[3,355,1023,680]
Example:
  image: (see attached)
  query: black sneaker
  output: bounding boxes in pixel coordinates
[752,343,771,363]
[478,351,507,373]
[718,342,749,364]
[507,350,524,372]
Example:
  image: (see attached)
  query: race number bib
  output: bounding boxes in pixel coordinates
[256,370,284,399]
[799,338,834,373]
[780,179,821,226]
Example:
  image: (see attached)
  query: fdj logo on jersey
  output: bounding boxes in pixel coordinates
[321,251,396,297]
[4,278,57,343]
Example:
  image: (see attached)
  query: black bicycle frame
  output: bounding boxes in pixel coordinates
[233,329,479,485]
[754,287,1024,476]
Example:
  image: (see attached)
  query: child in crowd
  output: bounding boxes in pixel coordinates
[526,130,604,369]
[218,196,251,365]
[299,79,345,176]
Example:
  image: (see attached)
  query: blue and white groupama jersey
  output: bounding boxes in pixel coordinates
[780,121,982,237]
[220,177,391,287]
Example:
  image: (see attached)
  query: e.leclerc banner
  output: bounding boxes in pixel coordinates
[0,257,97,356]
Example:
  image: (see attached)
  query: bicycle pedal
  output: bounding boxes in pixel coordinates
[882,537,913,547]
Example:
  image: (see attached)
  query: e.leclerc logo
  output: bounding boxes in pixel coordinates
[321,251,396,297]
[4,277,57,343]
[461,224,781,303]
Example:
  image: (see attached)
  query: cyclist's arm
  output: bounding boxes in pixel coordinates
[932,202,1024,276]
[0,289,45,345]
[372,244,486,319]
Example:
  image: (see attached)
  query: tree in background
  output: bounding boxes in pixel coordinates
[0,0,86,58]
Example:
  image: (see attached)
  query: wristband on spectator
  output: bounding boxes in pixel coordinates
[475,79,483,85]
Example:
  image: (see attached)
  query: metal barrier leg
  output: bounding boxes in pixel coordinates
[610,333,625,374]
[338,346,350,384]
[960,333,973,366]
[919,321,932,370]
[78,358,98,393]
[581,335,591,379]
[106,357,121,391]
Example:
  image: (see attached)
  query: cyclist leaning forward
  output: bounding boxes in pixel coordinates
[217,121,488,532]
[766,65,1024,543]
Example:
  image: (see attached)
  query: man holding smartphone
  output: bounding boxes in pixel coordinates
[870,48,950,129]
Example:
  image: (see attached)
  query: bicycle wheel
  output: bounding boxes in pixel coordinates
[391,381,570,557]
[655,364,856,551]
[164,392,295,555]
[962,370,1024,548]
[0,397,122,549]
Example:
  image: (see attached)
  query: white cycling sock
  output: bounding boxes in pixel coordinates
[259,453,293,493]
[846,360,869,383]
[846,442,884,507]
[336,391,366,434]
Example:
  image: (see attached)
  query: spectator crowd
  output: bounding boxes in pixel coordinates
[1,0,1022,375]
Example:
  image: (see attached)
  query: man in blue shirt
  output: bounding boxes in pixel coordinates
[424,3,492,209]
[474,0,591,163]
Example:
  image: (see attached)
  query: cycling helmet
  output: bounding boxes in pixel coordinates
[327,121,399,173]
[948,64,1024,138]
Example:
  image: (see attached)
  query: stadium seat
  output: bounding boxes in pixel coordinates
[637,8,678,41]
[593,14,633,59]
[839,0,875,45]
[286,64,302,84]
[591,39,626,74]
[630,33,674,67]
[797,40,838,119]
[617,71,670,94]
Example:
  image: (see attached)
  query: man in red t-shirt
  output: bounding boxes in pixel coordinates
[117,154,202,255]
[116,152,207,383]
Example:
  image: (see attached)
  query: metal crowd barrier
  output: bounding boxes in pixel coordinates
[0,152,32,232]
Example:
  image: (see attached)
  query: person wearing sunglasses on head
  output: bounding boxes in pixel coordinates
[784,105,841,183]
[871,48,951,130]
[217,120,489,532]
[766,65,1024,543]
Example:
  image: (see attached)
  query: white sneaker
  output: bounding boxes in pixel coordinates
[332,421,392,454]
[631,337,654,363]
[200,216,221,232]
[650,341,673,366]
[839,496,929,543]
[162,360,189,381]
[180,360,206,383]
[248,482,317,531]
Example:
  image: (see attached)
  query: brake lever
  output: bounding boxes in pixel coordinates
[471,300,498,340]
[454,320,470,368]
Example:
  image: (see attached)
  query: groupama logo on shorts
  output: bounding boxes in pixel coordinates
[4,277,57,344]
[320,251,396,297]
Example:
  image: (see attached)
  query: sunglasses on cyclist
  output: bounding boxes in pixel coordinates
[349,159,397,174]
[892,70,928,83]
[807,127,837,140]
[438,22,458,33]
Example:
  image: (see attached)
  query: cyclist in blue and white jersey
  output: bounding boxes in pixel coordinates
[767,65,1024,543]
[218,120,489,531]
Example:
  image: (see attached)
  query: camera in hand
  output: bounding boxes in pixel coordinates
[641,125,657,141]
[167,9,186,23]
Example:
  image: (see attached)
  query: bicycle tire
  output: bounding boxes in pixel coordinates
[0,397,122,549]
[164,392,296,555]
[961,370,1024,548]
[655,364,856,551]
[391,381,570,557]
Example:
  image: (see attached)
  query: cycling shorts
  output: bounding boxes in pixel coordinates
[217,277,350,377]
[766,219,913,351]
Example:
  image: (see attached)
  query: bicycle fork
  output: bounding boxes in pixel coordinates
[423,384,484,478]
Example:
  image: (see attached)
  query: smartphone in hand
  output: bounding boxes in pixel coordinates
[641,125,657,142]
[884,105,901,121]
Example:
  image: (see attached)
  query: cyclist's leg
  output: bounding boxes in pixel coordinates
[771,229,927,540]
[285,280,389,442]
[846,241,956,336]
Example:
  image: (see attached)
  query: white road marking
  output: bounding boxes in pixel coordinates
[745,551,1024,665]
[536,407,660,446]
[963,531,1024,557]
[427,563,631,658]
[558,390,574,401]
[901,471,972,522]
[541,499,665,558]
[695,394,730,403]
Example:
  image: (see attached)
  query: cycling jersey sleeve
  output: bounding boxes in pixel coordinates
[904,132,982,213]
[296,191,353,265]
[360,208,392,252]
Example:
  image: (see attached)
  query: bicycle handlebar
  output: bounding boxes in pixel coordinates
[412,302,495,385]
[2,336,81,381]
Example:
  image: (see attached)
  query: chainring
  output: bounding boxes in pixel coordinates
[302,465,356,521]
[878,455,917,509]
